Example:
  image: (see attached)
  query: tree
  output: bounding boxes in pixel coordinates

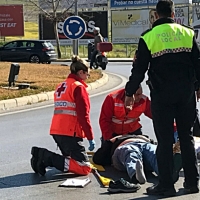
[28,0,75,59]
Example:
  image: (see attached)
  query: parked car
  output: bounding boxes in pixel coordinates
[0,40,57,64]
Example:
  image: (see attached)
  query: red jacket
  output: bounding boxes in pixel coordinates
[99,89,152,140]
[50,74,94,140]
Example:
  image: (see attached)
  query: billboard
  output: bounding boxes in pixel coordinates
[193,6,200,23]
[111,7,188,44]
[0,5,24,37]
[192,6,200,42]
[39,11,108,45]
[39,0,107,9]
[111,9,150,44]
[174,7,189,25]
[110,0,189,8]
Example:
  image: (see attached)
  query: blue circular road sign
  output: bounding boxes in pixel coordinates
[62,16,86,40]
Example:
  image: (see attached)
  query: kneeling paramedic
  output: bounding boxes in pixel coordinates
[99,85,152,142]
[30,55,95,176]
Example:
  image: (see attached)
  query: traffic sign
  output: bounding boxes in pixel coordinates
[62,16,86,40]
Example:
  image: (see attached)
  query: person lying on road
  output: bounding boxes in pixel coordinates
[93,134,182,193]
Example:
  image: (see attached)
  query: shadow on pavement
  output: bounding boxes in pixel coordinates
[0,168,84,189]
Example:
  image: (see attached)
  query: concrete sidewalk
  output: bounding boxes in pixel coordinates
[0,72,109,111]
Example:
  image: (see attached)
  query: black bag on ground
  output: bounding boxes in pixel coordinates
[193,109,200,137]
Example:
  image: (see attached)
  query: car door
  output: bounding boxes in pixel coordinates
[0,41,18,61]
[15,41,29,61]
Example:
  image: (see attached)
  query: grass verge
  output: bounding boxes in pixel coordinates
[0,62,102,101]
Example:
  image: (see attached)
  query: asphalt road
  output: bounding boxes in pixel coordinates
[0,62,200,200]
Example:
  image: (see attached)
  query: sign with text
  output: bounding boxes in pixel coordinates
[0,5,24,37]
[111,7,188,44]
[192,6,200,43]
[174,7,188,25]
[111,9,150,44]
[193,6,200,23]
[110,0,189,8]
[39,11,108,45]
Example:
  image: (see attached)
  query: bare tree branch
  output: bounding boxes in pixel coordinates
[27,0,76,58]
[61,2,75,17]
[29,0,52,18]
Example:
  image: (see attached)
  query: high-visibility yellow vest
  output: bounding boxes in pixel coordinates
[141,23,194,58]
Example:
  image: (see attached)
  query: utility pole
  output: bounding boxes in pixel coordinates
[73,0,79,55]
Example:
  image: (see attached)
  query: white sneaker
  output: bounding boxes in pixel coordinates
[135,160,146,184]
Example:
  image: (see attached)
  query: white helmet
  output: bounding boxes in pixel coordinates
[93,27,100,33]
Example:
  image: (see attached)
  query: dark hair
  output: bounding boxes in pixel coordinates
[156,0,175,18]
[70,55,89,74]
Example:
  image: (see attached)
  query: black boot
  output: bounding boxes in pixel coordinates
[183,182,199,194]
[146,184,176,197]
[30,149,38,173]
[31,147,46,176]
[31,146,65,176]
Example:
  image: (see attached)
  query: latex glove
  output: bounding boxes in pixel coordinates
[88,140,96,151]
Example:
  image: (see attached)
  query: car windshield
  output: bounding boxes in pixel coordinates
[43,42,54,49]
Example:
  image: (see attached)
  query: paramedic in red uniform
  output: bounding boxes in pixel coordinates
[99,85,152,142]
[30,55,95,176]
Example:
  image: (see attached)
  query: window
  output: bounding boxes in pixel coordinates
[43,42,55,49]
[4,42,17,48]
[17,41,24,48]
[26,42,34,47]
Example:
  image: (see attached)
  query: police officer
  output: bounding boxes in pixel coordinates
[125,0,200,196]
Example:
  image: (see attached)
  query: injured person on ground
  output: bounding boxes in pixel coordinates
[93,134,182,193]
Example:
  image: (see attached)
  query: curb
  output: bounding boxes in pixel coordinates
[0,73,108,111]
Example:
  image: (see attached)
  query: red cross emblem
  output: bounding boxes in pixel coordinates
[56,82,67,98]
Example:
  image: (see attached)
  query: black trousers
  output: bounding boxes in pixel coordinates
[52,135,89,162]
[90,50,98,67]
[150,83,199,188]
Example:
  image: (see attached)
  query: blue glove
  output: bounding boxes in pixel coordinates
[88,140,96,151]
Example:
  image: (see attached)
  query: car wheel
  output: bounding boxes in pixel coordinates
[47,61,51,64]
[29,55,40,63]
